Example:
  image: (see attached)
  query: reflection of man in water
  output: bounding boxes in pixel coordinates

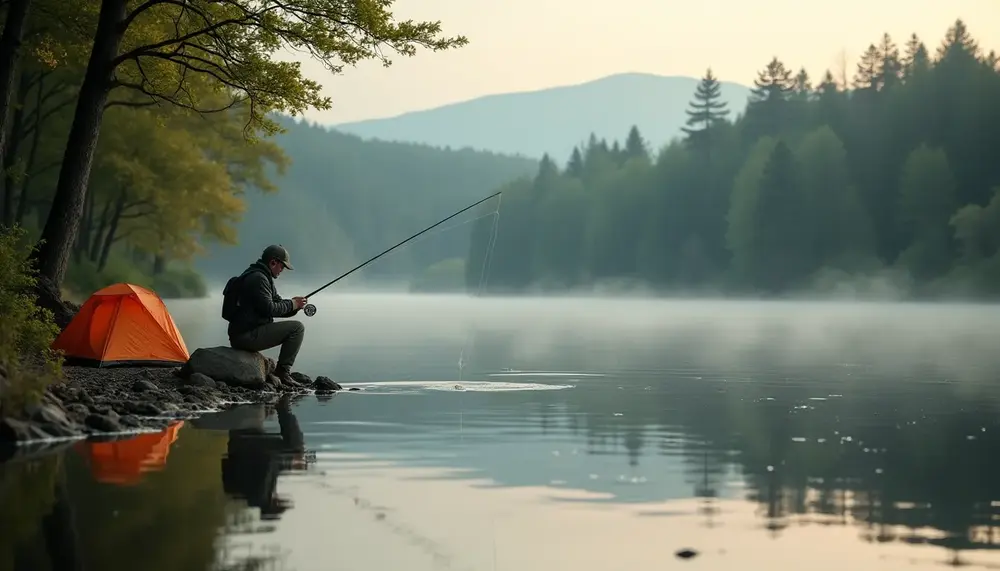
[216,394,310,520]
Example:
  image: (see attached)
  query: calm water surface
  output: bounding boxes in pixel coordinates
[5,294,1000,570]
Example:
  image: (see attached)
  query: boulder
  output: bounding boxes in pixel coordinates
[185,372,218,389]
[85,413,122,432]
[0,417,51,443]
[25,401,81,437]
[180,346,268,390]
[132,379,158,392]
[314,376,342,394]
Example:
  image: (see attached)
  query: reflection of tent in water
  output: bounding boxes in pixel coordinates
[75,421,185,485]
[51,282,190,367]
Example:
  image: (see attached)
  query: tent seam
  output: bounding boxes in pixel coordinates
[133,291,186,357]
[99,295,126,367]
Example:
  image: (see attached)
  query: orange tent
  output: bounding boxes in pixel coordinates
[75,421,185,485]
[52,282,190,367]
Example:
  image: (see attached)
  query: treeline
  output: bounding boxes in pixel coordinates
[467,20,1000,300]
[0,0,465,299]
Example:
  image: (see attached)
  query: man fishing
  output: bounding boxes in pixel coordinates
[224,244,308,385]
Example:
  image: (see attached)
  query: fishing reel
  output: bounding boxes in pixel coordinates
[303,303,317,317]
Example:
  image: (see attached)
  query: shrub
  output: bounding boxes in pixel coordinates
[0,225,63,417]
[153,266,207,298]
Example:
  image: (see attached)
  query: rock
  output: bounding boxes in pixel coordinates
[180,347,268,390]
[118,414,142,428]
[132,379,157,392]
[29,402,81,437]
[64,403,90,422]
[291,372,312,385]
[675,549,698,560]
[89,404,117,418]
[0,417,52,443]
[85,413,122,433]
[124,400,162,416]
[265,374,284,392]
[185,373,217,389]
[42,389,64,408]
[314,376,342,394]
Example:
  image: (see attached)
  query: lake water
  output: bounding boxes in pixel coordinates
[5,293,1000,570]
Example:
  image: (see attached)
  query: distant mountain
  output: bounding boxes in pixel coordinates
[333,72,753,161]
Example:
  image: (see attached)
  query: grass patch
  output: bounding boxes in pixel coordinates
[0,225,63,418]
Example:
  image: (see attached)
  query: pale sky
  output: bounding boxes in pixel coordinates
[292,0,1000,125]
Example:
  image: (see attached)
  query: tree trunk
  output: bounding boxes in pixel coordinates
[0,0,31,177]
[75,191,94,262]
[2,71,30,226]
[153,253,165,275]
[98,190,125,271]
[90,199,110,262]
[31,0,126,289]
[15,72,47,225]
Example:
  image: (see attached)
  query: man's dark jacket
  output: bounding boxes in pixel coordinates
[228,260,298,338]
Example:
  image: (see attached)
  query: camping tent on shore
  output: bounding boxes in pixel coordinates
[51,283,190,367]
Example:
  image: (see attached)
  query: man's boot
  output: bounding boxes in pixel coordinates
[275,364,298,387]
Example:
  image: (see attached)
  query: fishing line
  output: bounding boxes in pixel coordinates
[457,192,503,382]
[362,210,501,267]
[300,190,502,316]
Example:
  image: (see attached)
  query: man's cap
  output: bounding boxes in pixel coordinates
[262,244,294,270]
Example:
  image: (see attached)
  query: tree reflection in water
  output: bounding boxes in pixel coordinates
[0,393,314,571]
[3,345,1000,570]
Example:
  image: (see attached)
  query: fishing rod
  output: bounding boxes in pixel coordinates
[300,190,503,317]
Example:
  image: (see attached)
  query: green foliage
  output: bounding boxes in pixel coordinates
[6,0,467,291]
[113,0,468,138]
[64,252,207,299]
[467,19,1000,300]
[0,226,63,417]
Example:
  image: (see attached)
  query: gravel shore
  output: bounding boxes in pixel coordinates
[0,357,347,456]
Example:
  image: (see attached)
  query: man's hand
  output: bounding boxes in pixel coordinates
[292,296,308,310]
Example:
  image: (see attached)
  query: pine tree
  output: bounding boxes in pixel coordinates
[902,34,931,79]
[743,58,794,142]
[853,44,881,90]
[936,19,979,62]
[682,68,730,147]
[985,51,1000,72]
[566,147,584,178]
[877,33,902,90]
[751,141,810,290]
[624,126,649,161]
[749,58,795,103]
[815,70,839,96]
[792,68,812,101]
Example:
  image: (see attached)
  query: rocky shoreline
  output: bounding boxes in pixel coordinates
[0,345,355,456]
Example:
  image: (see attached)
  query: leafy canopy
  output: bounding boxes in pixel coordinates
[111,0,469,138]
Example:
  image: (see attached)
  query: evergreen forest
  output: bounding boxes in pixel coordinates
[467,20,1000,300]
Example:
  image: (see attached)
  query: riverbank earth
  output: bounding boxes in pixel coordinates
[1,278,354,454]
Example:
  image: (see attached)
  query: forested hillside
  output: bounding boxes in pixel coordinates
[195,117,538,284]
[467,20,1000,300]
